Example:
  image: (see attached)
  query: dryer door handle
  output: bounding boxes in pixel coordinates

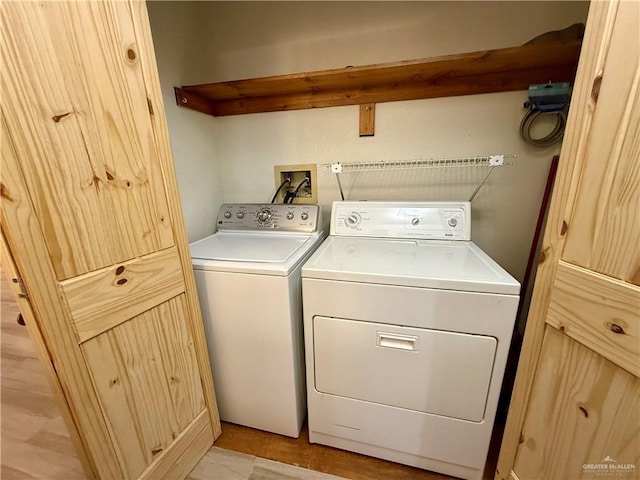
[377,332,418,351]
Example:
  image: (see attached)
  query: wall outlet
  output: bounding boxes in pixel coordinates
[273,163,318,204]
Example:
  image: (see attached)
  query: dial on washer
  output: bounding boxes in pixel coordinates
[257,208,272,223]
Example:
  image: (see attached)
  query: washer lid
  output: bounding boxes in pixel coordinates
[302,236,520,295]
[191,232,311,263]
[190,231,324,275]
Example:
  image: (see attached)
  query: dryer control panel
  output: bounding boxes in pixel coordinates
[217,204,321,233]
[331,201,470,240]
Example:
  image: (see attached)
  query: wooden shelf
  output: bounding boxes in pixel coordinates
[175,39,582,118]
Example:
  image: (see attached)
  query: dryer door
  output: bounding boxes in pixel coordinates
[313,316,497,422]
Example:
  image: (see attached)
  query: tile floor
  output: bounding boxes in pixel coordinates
[189,447,343,480]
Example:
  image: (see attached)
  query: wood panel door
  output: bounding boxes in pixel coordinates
[1,2,221,479]
[496,1,639,479]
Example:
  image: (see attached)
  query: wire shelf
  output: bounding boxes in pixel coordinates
[318,154,516,173]
[318,154,517,201]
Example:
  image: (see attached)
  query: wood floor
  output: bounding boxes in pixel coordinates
[214,422,455,480]
[0,273,85,479]
[1,271,502,479]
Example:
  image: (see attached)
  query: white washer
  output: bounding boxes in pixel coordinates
[191,203,323,438]
[302,201,520,480]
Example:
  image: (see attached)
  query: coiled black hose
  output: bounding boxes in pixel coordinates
[520,108,568,147]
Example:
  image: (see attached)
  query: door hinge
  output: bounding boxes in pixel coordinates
[12,277,29,299]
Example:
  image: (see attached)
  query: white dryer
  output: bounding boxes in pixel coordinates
[302,201,519,480]
[190,203,323,438]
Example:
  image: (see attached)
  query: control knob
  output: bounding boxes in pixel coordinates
[223,211,232,219]
[301,212,309,220]
[236,212,245,219]
[286,212,294,220]
[345,212,361,228]
[448,217,458,227]
[411,217,420,226]
[257,208,272,223]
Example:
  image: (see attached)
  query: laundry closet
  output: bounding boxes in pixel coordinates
[1,1,638,480]
[148,1,588,333]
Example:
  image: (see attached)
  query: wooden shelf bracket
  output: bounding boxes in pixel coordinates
[359,103,375,137]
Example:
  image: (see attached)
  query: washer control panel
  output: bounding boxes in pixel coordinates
[217,204,321,233]
[331,201,470,240]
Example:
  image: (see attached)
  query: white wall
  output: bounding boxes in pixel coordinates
[148,1,589,286]
[147,2,224,242]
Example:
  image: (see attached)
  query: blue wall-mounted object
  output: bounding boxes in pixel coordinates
[525,82,572,112]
